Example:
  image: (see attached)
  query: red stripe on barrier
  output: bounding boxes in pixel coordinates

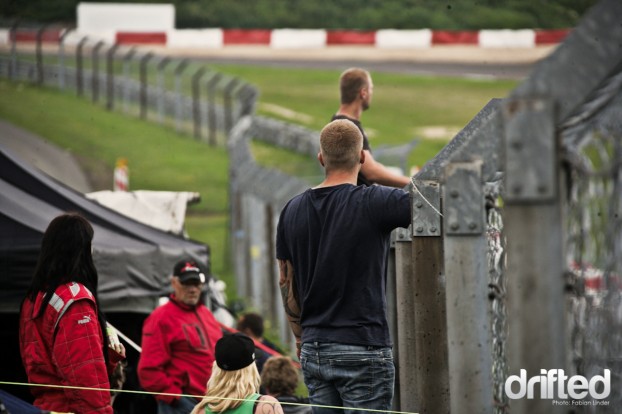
[11,30,61,43]
[116,32,167,45]
[584,278,603,290]
[432,30,478,45]
[223,29,271,45]
[535,29,571,45]
[326,30,375,45]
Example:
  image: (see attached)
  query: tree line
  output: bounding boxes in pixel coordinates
[2,0,597,30]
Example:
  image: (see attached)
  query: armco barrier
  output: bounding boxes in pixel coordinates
[0,28,571,49]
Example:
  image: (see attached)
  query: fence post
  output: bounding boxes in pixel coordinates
[393,226,414,411]
[106,43,120,110]
[9,21,18,80]
[139,52,153,120]
[238,84,258,118]
[443,161,493,414]
[173,59,189,134]
[410,179,449,414]
[58,28,71,90]
[502,97,565,414]
[91,40,105,103]
[35,25,48,85]
[122,47,136,114]
[223,77,241,136]
[156,56,171,124]
[76,36,88,97]
[207,73,223,145]
[191,67,207,140]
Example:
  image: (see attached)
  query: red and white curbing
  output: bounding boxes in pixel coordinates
[0,27,570,49]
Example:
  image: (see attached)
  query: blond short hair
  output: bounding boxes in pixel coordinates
[320,119,363,172]
[339,68,370,104]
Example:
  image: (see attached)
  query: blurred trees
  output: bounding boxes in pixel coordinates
[1,0,598,29]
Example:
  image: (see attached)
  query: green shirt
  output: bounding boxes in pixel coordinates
[205,393,261,414]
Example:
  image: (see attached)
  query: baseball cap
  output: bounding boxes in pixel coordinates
[215,333,256,371]
[173,260,206,284]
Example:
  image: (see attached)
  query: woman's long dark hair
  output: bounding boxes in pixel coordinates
[25,212,109,362]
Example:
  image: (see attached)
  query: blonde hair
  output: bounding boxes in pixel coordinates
[320,119,364,172]
[191,361,261,414]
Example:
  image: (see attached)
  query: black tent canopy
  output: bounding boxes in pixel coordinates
[0,145,210,313]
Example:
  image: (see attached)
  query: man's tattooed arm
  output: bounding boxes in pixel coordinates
[278,259,302,356]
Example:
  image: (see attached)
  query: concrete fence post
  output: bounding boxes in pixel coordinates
[223,77,241,137]
[76,36,88,97]
[35,25,48,85]
[9,21,19,80]
[206,73,223,145]
[139,52,154,120]
[157,56,171,124]
[122,47,136,114]
[502,97,566,414]
[392,226,413,411]
[173,58,189,134]
[191,67,207,140]
[410,179,449,414]
[58,28,71,90]
[91,41,105,103]
[105,43,120,110]
[443,161,493,414]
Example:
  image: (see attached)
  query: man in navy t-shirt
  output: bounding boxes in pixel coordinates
[276,119,411,414]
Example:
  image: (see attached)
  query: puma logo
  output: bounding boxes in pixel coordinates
[77,315,91,325]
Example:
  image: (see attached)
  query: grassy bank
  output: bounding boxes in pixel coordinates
[0,65,517,299]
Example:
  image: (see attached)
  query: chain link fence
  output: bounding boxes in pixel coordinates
[486,182,508,414]
[562,68,622,413]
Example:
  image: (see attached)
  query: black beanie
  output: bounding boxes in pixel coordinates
[215,333,256,371]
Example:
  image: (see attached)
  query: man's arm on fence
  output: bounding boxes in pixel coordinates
[278,259,302,357]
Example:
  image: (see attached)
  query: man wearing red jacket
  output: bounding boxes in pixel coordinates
[138,260,223,414]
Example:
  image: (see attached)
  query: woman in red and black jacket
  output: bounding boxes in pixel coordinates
[19,213,125,414]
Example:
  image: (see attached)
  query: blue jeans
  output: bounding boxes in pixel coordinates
[157,396,198,414]
[300,342,395,414]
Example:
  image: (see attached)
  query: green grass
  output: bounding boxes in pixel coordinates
[0,63,518,299]
[210,64,518,170]
[0,79,234,289]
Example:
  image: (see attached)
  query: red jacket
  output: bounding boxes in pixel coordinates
[19,282,122,414]
[138,295,223,404]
